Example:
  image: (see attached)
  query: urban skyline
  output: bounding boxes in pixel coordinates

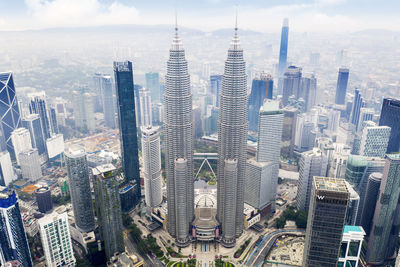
[0,2,400,266]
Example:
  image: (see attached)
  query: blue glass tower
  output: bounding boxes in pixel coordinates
[114,61,140,188]
[334,68,350,105]
[49,107,59,134]
[145,72,160,103]
[248,73,273,132]
[0,72,21,158]
[29,93,51,139]
[0,187,33,267]
[278,18,289,78]
[350,89,364,130]
[210,75,222,107]
[379,98,400,153]
[22,114,46,155]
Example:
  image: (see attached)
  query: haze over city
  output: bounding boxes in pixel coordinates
[0,1,399,267]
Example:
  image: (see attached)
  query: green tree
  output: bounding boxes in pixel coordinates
[295,210,308,229]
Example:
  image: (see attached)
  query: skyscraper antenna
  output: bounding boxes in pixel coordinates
[175,9,178,32]
[235,7,238,32]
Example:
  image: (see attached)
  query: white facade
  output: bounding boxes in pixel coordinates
[83,92,95,132]
[39,211,76,267]
[139,89,152,127]
[141,126,162,208]
[245,159,274,210]
[0,150,16,186]
[296,148,328,211]
[46,134,65,159]
[19,148,42,181]
[338,225,365,267]
[357,108,374,132]
[327,110,341,132]
[11,127,32,165]
[359,124,391,158]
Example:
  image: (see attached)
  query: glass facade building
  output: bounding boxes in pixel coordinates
[22,114,46,155]
[248,74,273,132]
[277,18,289,78]
[29,92,51,139]
[379,98,400,153]
[303,177,349,267]
[114,61,140,186]
[282,66,302,106]
[0,187,33,267]
[0,72,21,159]
[334,68,350,105]
[350,89,364,130]
[210,75,222,107]
[145,72,160,103]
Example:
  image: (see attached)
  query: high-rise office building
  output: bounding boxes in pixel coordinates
[210,75,222,107]
[345,182,360,226]
[35,186,52,213]
[281,107,297,158]
[0,72,22,159]
[54,97,67,127]
[245,159,274,214]
[296,148,328,211]
[72,88,95,132]
[114,61,140,188]
[19,148,42,181]
[10,128,32,165]
[350,89,364,130]
[28,91,51,139]
[22,114,46,156]
[379,98,400,153]
[0,151,16,186]
[93,72,104,111]
[119,181,138,213]
[0,187,33,267]
[248,73,273,132]
[93,164,124,260]
[164,26,194,246]
[338,225,365,267]
[327,109,341,132]
[38,211,75,267]
[65,146,95,233]
[300,74,317,111]
[277,18,289,79]
[49,107,58,134]
[139,89,152,127]
[366,154,400,264]
[357,108,374,132]
[335,68,350,105]
[303,177,349,267]
[145,72,160,103]
[141,126,162,208]
[101,75,116,129]
[282,66,302,106]
[217,26,248,247]
[360,172,382,236]
[359,124,391,158]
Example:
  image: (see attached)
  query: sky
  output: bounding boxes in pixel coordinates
[0,0,399,32]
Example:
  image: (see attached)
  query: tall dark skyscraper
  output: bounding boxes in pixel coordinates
[210,75,222,107]
[0,72,21,158]
[0,187,33,267]
[114,61,140,187]
[28,92,51,139]
[248,73,273,132]
[282,66,302,106]
[22,114,46,156]
[277,18,289,78]
[217,24,248,247]
[350,89,364,130]
[303,177,349,267]
[379,98,400,153]
[334,68,349,105]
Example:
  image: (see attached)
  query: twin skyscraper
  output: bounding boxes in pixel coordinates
[165,22,248,247]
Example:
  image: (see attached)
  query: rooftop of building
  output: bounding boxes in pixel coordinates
[387,154,400,160]
[35,186,50,193]
[343,225,364,234]
[93,163,117,177]
[259,99,283,115]
[314,177,348,193]
[65,145,86,157]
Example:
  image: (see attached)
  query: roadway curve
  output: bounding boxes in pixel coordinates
[244,229,305,267]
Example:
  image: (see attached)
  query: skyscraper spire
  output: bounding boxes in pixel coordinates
[217,14,248,247]
[165,20,194,247]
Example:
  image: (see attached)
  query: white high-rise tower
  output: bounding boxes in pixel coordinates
[217,22,248,247]
[164,23,194,247]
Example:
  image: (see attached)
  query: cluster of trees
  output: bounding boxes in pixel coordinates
[51,194,71,206]
[275,206,308,229]
[122,213,164,258]
[234,238,251,258]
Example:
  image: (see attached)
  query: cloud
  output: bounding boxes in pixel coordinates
[23,0,140,28]
[315,0,347,6]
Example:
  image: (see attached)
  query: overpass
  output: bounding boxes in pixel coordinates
[194,153,218,180]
